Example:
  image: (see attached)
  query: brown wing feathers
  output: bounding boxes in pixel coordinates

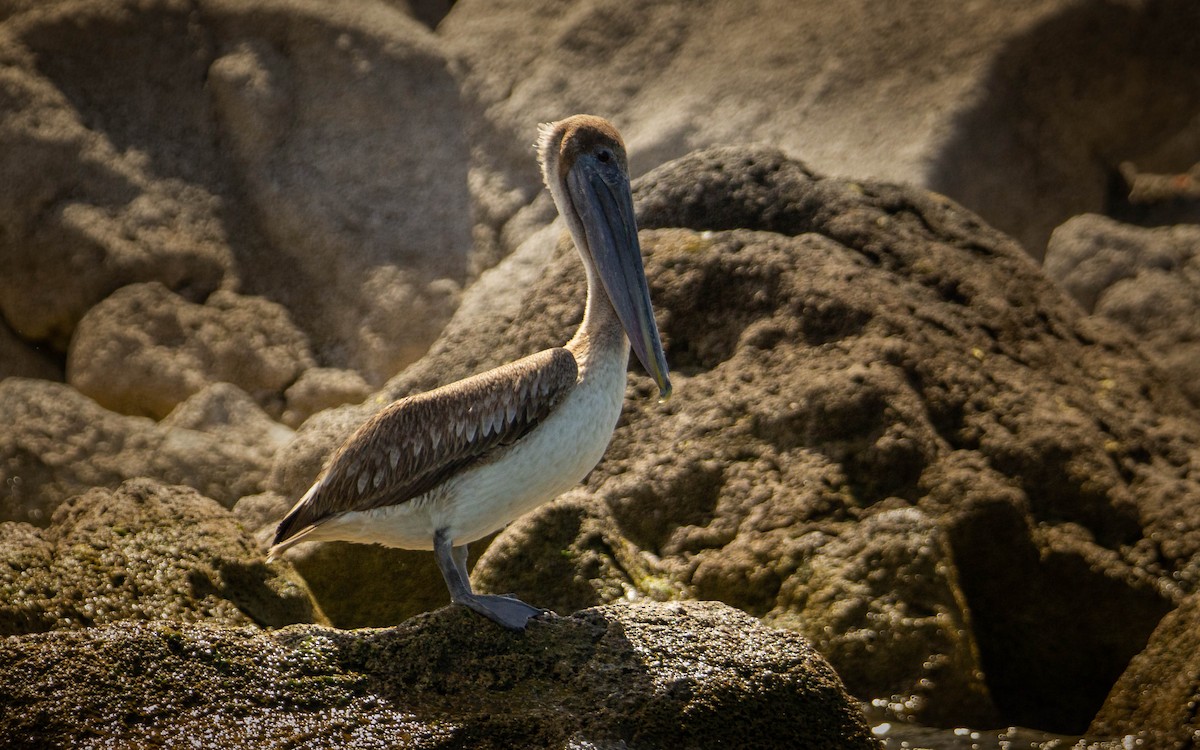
[272,348,579,546]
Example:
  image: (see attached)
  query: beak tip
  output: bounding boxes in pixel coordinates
[656,376,673,402]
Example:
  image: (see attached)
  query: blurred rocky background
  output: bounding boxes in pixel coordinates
[1,0,1198,747]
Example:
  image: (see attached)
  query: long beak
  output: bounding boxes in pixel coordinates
[568,156,672,399]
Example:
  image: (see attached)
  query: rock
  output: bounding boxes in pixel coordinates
[443,0,1200,255]
[473,491,690,618]
[276,542,452,630]
[347,146,1199,732]
[232,490,292,538]
[0,478,321,635]
[266,398,377,503]
[162,381,292,441]
[0,6,236,351]
[0,0,470,383]
[0,378,271,522]
[764,508,994,727]
[1089,594,1200,748]
[1044,214,1198,313]
[442,0,1052,214]
[0,600,880,749]
[281,366,372,429]
[204,0,469,380]
[927,1,1200,254]
[161,382,296,465]
[67,282,316,420]
[1044,214,1200,406]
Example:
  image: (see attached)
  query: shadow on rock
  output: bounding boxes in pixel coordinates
[926,0,1200,254]
[0,478,321,635]
[0,600,879,750]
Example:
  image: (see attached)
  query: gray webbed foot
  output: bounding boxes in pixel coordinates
[456,593,548,631]
[434,530,549,630]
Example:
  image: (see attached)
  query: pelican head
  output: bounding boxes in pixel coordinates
[538,115,672,399]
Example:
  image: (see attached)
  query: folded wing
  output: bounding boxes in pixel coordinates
[272,347,579,549]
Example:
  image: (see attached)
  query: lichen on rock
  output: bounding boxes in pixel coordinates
[0,600,879,749]
[0,478,322,635]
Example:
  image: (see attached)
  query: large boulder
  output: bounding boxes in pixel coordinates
[0,600,879,749]
[442,0,1200,255]
[1044,214,1200,407]
[1089,594,1200,748]
[203,0,469,381]
[288,146,1200,732]
[0,478,320,635]
[67,282,317,420]
[0,8,236,351]
[0,378,275,523]
[0,0,470,383]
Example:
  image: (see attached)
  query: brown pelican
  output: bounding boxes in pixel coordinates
[268,115,671,630]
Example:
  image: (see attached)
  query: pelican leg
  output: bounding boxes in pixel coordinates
[433,529,545,631]
[451,543,470,583]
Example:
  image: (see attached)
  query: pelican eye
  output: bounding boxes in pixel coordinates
[596,149,612,163]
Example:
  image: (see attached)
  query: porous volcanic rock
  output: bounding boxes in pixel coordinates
[280,366,373,429]
[0,7,236,352]
[0,378,272,523]
[67,282,316,420]
[0,478,320,635]
[442,0,1200,255]
[763,507,992,727]
[1089,594,1200,748]
[317,146,1199,732]
[203,0,468,381]
[0,0,469,382]
[1044,214,1200,407]
[471,490,691,618]
[0,600,879,750]
[161,382,296,466]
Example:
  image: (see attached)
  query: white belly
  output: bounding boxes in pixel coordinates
[312,348,629,550]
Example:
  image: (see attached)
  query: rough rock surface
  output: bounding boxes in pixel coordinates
[288,147,1200,732]
[0,378,273,522]
[1044,214,1200,407]
[203,0,468,380]
[763,508,991,727]
[162,382,295,467]
[442,0,1200,255]
[67,282,316,420]
[0,601,879,750]
[1089,594,1200,749]
[0,5,236,350]
[280,366,373,429]
[0,0,469,382]
[2,0,1198,741]
[0,478,320,635]
[471,491,690,618]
